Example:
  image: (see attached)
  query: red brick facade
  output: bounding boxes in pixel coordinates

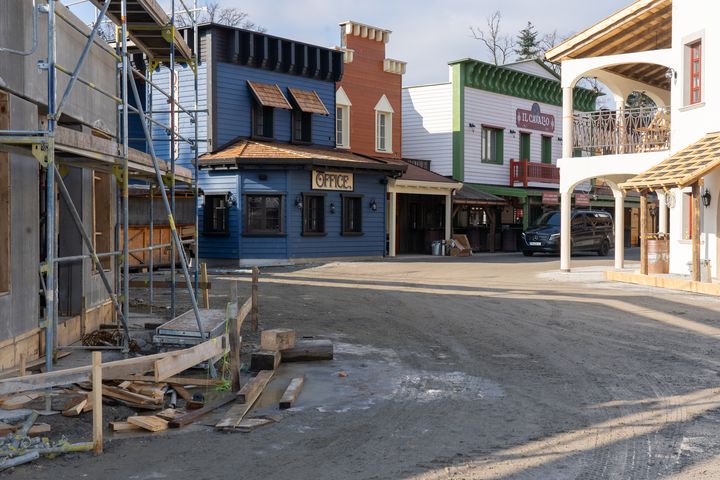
[337,23,403,159]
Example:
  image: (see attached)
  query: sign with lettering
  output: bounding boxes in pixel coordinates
[574,193,591,206]
[311,171,354,191]
[542,191,560,205]
[516,103,556,133]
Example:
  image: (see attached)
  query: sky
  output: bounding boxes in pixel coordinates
[66,0,631,86]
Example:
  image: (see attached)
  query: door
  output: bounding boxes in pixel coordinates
[519,133,531,161]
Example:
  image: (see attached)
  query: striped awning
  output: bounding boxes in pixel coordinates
[287,88,329,115]
[620,132,720,191]
[247,81,292,110]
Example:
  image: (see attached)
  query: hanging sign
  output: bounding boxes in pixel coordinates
[542,191,560,205]
[516,103,556,133]
[574,193,591,206]
[312,171,354,191]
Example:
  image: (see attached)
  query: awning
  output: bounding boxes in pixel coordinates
[453,185,506,205]
[620,132,720,191]
[287,88,329,115]
[247,81,292,110]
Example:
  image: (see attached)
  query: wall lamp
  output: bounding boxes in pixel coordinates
[509,129,517,135]
[226,191,237,207]
[665,68,677,81]
[295,195,303,209]
[369,199,378,212]
[330,202,336,214]
[702,188,712,207]
[468,122,476,133]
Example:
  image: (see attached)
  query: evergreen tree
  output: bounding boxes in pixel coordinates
[515,22,541,60]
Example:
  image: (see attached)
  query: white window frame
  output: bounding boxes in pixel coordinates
[374,94,394,154]
[336,87,352,149]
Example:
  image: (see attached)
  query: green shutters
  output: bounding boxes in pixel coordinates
[481,127,504,164]
[520,132,531,161]
[541,135,552,164]
[496,129,504,164]
[451,63,465,181]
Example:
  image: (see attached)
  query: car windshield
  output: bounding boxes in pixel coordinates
[534,212,561,227]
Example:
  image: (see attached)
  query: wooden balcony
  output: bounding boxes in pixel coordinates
[510,160,560,187]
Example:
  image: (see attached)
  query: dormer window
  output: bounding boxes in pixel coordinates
[247,81,292,140]
[287,88,329,145]
[374,94,394,153]
[336,87,352,149]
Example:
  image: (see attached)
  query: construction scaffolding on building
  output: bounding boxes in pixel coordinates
[0,0,205,380]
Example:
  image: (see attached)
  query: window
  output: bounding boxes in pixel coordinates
[481,127,504,164]
[689,41,702,105]
[92,171,113,271]
[292,111,312,143]
[252,104,274,139]
[519,132,531,161]
[374,94,394,153]
[302,193,325,235]
[342,195,363,235]
[541,135,552,164]
[244,194,284,235]
[0,150,8,294]
[203,194,230,236]
[336,87,352,149]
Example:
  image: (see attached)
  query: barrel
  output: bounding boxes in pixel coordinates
[647,238,669,274]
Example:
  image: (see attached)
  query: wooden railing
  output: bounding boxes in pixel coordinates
[510,160,560,187]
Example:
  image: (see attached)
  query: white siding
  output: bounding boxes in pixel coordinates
[504,60,559,81]
[463,87,564,186]
[402,84,453,176]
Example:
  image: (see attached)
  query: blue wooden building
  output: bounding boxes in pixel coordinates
[151,25,405,264]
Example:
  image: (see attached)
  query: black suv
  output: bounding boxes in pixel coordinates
[521,210,614,257]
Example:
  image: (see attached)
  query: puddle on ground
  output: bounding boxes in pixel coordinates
[259,341,504,416]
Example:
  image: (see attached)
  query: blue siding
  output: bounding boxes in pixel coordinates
[215,63,336,148]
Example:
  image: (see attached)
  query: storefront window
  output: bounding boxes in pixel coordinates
[342,195,363,235]
[303,194,325,235]
[245,194,284,235]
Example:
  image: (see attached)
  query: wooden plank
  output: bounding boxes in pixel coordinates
[0,422,51,437]
[250,350,280,371]
[153,334,227,382]
[216,370,274,430]
[692,183,701,282]
[128,280,211,289]
[168,392,237,428]
[227,303,242,392]
[63,398,87,417]
[280,340,334,362]
[279,376,305,410]
[201,263,210,309]
[251,267,259,331]
[0,392,43,410]
[109,421,141,432]
[102,385,161,405]
[260,329,296,351]
[119,376,222,387]
[156,408,182,421]
[170,384,193,402]
[127,382,166,400]
[234,417,273,432]
[92,351,103,455]
[127,415,168,432]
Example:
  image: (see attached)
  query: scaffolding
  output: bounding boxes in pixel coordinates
[0,0,206,380]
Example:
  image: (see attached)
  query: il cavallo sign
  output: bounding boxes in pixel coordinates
[516,103,555,133]
[312,171,354,191]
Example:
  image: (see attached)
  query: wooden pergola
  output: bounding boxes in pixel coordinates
[620,131,720,281]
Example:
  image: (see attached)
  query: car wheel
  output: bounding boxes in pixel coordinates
[598,239,610,256]
[522,250,533,257]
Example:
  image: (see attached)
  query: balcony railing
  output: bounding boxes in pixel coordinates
[573,106,670,156]
[510,160,559,187]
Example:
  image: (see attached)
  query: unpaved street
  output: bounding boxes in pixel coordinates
[11,252,720,479]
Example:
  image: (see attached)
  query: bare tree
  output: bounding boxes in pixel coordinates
[175,1,265,31]
[470,11,515,66]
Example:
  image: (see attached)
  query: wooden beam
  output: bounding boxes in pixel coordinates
[640,193,648,275]
[260,329,296,351]
[692,182,701,282]
[216,370,274,429]
[227,303,242,392]
[153,334,227,382]
[92,351,103,455]
[251,267,259,331]
[128,280,211,289]
[280,340,334,362]
[201,263,210,309]
[237,370,274,404]
[250,350,280,371]
[168,392,237,428]
[279,376,305,410]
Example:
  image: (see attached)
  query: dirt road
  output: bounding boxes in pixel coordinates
[11,251,720,479]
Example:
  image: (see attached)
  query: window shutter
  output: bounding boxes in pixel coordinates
[496,130,504,164]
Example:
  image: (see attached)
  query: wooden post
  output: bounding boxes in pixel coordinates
[80,296,87,337]
[92,351,103,455]
[640,193,648,275]
[227,303,242,392]
[200,262,210,309]
[18,353,26,377]
[251,267,259,332]
[692,182,701,282]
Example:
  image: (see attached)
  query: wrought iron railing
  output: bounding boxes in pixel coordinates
[403,158,432,170]
[510,160,559,187]
[573,106,670,156]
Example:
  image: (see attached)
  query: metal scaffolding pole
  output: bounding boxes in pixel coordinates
[120,0,130,352]
[169,0,177,320]
[193,0,200,297]
[126,65,207,343]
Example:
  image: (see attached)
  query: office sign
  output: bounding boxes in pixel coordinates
[516,103,556,133]
[574,193,591,206]
[312,171,354,191]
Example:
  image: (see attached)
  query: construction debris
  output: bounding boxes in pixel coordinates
[280,339,334,362]
[216,370,274,431]
[279,376,305,410]
[250,350,281,371]
[260,329,296,351]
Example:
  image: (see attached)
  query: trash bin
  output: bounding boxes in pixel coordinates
[647,237,669,274]
[431,240,443,256]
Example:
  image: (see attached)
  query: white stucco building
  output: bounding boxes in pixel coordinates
[547,0,720,282]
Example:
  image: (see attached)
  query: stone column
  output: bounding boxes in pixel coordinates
[560,190,572,272]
